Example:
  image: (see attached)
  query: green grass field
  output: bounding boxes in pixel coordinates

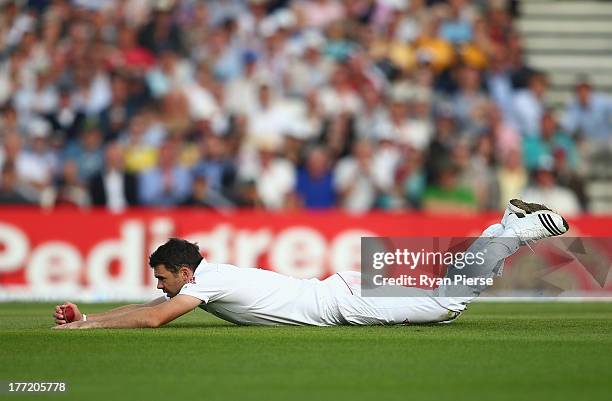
[1,302,611,401]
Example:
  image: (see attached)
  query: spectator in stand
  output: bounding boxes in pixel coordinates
[467,134,500,210]
[388,0,428,44]
[440,0,478,45]
[159,89,192,138]
[296,146,336,209]
[192,134,237,199]
[450,64,489,136]
[506,32,536,90]
[367,7,416,74]
[425,107,455,183]
[413,15,455,73]
[293,90,325,142]
[485,46,515,120]
[407,89,435,150]
[146,48,193,99]
[553,148,588,211]
[111,24,155,72]
[0,104,19,134]
[89,142,139,212]
[294,0,346,29]
[393,147,427,209]
[285,33,332,97]
[138,6,185,56]
[19,119,58,196]
[451,138,473,190]
[13,69,58,127]
[371,132,403,201]
[245,82,294,147]
[0,131,40,202]
[120,112,161,173]
[139,140,192,207]
[63,124,105,182]
[184,62,221,121]
[562,75,612,143]
[486,0,515,46]
[209,19,246,82]
[423,162,477,214]
[239,137,295,210]
[0,132,23,173]
[354,87,387,141]
[235,180,263,209]
[485,102,521,160]
[323,21,357,63]
[449,135,499,210]
[320,111,356,160]
[334,139,379,213]
[512,71,548,136]
[523,110,578,172]
[46,87,85,143]
[182,172,235,210]
[0,161,33,205]
[48,160,91,208]
[225,50,262,115]
[520,158,581,215]
[318,65,362,117]
[377,94,412,148]
[0,0,591,213]
[99,74,136,142]
[181,2,212,56]
[496,148,528,210]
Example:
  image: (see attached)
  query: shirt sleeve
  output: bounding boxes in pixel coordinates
[177,264,230,304]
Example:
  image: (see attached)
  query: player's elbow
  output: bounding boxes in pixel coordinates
[144,311,164,328]
[146,317,162,328]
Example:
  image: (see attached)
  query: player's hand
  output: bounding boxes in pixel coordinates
[52,320,86,330]
[53,304,66,325]
[53,302,82,325]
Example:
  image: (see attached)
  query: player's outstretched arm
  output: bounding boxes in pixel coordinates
[53,295,201,329]
[53,297,167,325]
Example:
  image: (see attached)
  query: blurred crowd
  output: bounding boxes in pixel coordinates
[1,0,611,215]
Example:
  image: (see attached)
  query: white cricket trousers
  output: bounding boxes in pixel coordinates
[324,225,521,325]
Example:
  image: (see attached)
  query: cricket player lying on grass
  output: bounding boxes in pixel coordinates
[53,199,569,329]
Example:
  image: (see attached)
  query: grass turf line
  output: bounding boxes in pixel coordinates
[0,302,611,401]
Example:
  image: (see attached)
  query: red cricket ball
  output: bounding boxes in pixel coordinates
[63,305,76,323]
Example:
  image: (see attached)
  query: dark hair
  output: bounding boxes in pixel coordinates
[149,238,203,274]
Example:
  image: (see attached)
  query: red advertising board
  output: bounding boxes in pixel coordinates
[0,208,610,300]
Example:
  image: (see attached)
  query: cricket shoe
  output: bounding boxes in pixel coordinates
[501,198,554,227]
[504,207,569,244]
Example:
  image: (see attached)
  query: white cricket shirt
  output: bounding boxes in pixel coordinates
[177,261,345,326]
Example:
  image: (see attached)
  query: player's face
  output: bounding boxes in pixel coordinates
[153,265,185,298]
